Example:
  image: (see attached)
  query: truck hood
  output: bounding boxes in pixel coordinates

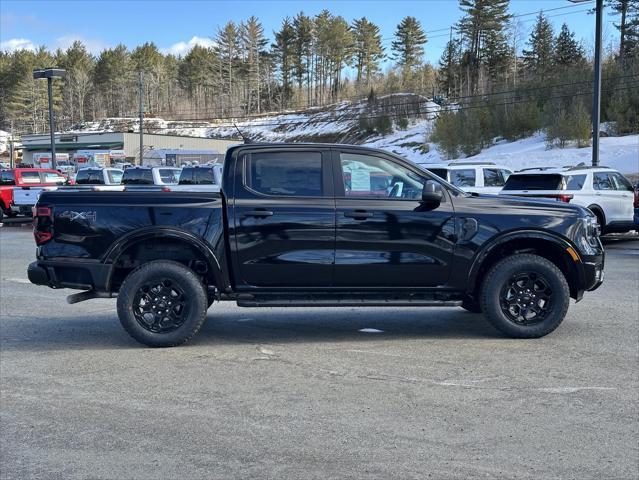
[470,192,591,217]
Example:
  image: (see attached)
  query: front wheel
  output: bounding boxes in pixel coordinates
[480,254,570,338]
[117,260,208,347]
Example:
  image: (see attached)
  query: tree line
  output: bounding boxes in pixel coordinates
[0,0,637,146]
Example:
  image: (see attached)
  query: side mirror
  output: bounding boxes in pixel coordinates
[421,180,443,207]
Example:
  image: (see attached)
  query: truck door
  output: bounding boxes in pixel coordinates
[231,148,335,288]
[333,149,455,288]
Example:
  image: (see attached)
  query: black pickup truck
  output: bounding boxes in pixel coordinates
[28,144,604,347]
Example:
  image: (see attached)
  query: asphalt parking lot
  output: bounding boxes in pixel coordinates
[1,223,638,480]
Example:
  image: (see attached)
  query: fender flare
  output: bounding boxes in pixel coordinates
[466,229,584,294]
[102,227,224,291]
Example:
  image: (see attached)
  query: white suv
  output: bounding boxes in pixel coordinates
[420,162,513,194]
[499,165,636,234]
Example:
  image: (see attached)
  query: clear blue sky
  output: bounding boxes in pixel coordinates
[1,0,619,64]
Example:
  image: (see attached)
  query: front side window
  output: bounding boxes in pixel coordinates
[610,172,634,192]
[483,168,506,187]
[427,168,449,181]
[450,169,476,188]
[593,172,614,190]
[340,153,425,200]
[246,151,323,197]
[42,172,66,184]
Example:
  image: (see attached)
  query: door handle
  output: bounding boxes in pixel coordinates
[243,209,274,218]
[344,210,373,220]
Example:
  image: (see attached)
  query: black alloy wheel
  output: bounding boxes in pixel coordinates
[499,272,552,325]
[132,278,189,333]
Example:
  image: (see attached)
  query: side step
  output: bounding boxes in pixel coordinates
[236,292,463,308]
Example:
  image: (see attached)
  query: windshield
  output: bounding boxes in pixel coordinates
[502,174,564,191]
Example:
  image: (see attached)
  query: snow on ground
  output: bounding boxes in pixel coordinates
[443,133,638,174]
[0,130,10,154]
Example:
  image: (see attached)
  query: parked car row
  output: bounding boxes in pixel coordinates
[0,164,223,220]
[421,161,637,234]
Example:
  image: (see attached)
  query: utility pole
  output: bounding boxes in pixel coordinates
[139,70,144,166]
[9,120,14,168]
[591,0,603,166]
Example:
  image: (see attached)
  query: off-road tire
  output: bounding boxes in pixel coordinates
[117,260,208,347]
[480,254,570,338]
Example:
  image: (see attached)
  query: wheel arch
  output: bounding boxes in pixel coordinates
[467,230,586,300]
[102,227,224,292]
[587,204,606,228]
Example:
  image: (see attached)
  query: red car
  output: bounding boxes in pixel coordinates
[0,168,70,222]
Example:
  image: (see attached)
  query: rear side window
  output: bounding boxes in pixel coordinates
[483,168,507,187]
[565,174,586,190]
[0,170,15,185]
[122,168,153,185]
[503,174,563,191]
[75,170,104,185]
[450,169,476,188]
[20,171,42,183]
[427,168,448,180]
[246,152,323,197]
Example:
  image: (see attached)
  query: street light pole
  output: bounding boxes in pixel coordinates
[591,0,603,166]
[47,76,56,168]
[33,68,66,170]
[139,70,144,166]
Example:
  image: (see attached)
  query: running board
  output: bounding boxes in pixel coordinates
[67,290,116,304]
[236,293,463,308]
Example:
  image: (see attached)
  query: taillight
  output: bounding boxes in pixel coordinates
[161,186,171,192]
[33,205,53,245]
[557,194,573,203]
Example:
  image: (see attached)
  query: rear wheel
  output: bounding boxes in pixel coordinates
[480,254,570,338]
[117,260,208,347]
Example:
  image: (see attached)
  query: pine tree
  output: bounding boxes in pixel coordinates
[352,17,384,87]
[215,21,239,111]
[554,23,585,67]
[457,0,512,94]
[391,16,427,72]
[241,16,268,113]
[59,40,94,122]
[604,0,639,63]
[438,36,462,97]
[522,12,555,80]
[94,45,132,117]
[273,17,295,107]
[292,12,313,103]
[327,15,354,100]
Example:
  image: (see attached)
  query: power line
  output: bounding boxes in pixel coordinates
[135,83,639,129]
[127,73,639,120]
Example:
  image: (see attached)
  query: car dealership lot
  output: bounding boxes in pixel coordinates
[1,226,637,479]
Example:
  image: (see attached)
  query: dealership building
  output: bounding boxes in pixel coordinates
[20,132,239,166]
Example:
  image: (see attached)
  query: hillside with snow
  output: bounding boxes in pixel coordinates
[64,94,638,174]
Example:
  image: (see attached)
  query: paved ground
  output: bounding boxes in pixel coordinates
[1,224,638,479]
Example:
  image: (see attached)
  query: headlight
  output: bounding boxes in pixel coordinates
[575,216,600,255]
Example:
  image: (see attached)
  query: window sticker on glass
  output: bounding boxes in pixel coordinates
[350,170,371,191]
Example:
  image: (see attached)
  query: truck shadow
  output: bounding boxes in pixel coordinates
[1,308,500,351]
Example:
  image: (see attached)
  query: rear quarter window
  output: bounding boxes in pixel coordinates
[502,174,564,191]
[565,174,586,190]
